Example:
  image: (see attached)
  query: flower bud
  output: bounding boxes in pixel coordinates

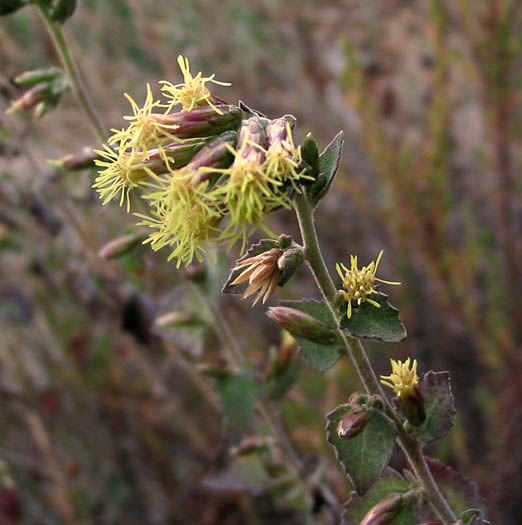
[301,132,320,178]
[399,385,426,427]
[0,0,24,16]
[337,407,370,439]
[50,147,99,171]
[97,233,144,260]
[153,105,242,141]
[267,306,339,344]
[15,67,63,87]
[236,117,267,164]
[49,0,77,23]
[155,311,200,328]
[268,331,299,379]
[277,247,304,272]
[361,493,403,525]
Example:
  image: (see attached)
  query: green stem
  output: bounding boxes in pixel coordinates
[38,7,106,143]
[294,192,457,524]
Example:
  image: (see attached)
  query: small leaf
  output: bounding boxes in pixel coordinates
[281,299,343,371]
[214,371,260,434]
[326,404,397,494]
[340,293,406,343]
[308,131,344,206]
[418,371,456,444]
[342,469,415,524]
[222,239,279,294]
[426,458,487,520]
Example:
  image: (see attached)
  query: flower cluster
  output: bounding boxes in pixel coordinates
[336,250,400,318]
[93,56,308,267]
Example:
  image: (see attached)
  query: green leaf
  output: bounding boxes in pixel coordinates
[342,469,415,525]
[214,371,260,434]
[308,131,344,206]
[281,299,343,371]
[221,239,279,295]
[426,458,487,520]
[340,293,406,343]
[326,404,397,494]
[418,371,456,444]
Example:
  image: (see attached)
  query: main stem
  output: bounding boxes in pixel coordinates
[39,8,106,143]
[294,192,457,524]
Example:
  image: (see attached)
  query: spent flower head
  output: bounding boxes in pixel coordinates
[380,358,419,399]
[336,250,400,318]
[160,55,230,114]
[231,248,283,306]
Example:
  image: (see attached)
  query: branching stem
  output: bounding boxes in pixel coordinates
[294,192,457,524]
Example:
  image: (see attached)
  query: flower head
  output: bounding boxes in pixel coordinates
[160,55,230,114]
[380,358,419,399]
[231,248,283,306]
[206,118,296,249]
[93,139,208,211]
[336,250,400,318]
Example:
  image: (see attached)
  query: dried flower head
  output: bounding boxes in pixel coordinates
[231,248,283,305]
[380,358,419,399]
[336,250,400,318]
[160,55,230,114]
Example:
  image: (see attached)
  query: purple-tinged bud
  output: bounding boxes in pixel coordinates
[155,311,200,328]
[337,407,370,439]
[277,247,304,272]
[51,147,99,171]
[7,83,49,113]
[97,233,144,260]
[360,494,403,525]
[266,115,296,148]
[236,117,267,165]
[267,306,339,345]
[153,105,242,140]
[189,131,237,184]
[268,333,299,379]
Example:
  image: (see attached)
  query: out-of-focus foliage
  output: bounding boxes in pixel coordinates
[1,0,521,523]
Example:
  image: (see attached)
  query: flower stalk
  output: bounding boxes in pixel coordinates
[293,192,457,524]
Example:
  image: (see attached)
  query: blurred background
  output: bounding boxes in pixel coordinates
[1,0,521,523]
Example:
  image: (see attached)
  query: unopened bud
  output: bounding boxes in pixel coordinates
[266,115,296,147]
[154,105,242,141]
[269,334,299,378]
[49,0,77,23]
[0,0,24,16]
[361,493,403,525]
[267,306,339,344]
[302,132,320,177]
[7,83,49,114]
[97,233,144,260]
[337,407,370,439]
[236,117,267,165]
[230,436,274,457]
[189,131,237,184]
[50,147,99,171]
[15,67,62,87]
[277,247,304,272]
[155,311,199,328]
[277,234,292,249]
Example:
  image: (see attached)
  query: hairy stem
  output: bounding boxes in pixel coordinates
[294,192,457,524]
[38,7,106,143]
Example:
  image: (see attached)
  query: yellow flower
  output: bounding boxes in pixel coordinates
[336,250,401,318]
[108,84,183,151]
[137,157,223,268]
[380,358,419,399]
[160,55,230,115]
[93,144,153,211]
